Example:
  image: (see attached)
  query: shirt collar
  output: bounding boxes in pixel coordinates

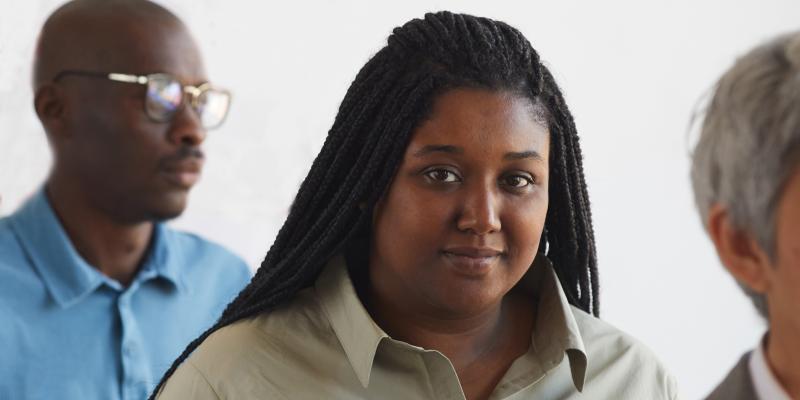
[525,255,588,391]
[750,333,792,400]
[315,254,588,392]
[315,254,387,388]
[145,222,184,290]
[9,188,183,308]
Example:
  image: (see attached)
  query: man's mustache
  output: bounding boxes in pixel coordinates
[158,146,205,168]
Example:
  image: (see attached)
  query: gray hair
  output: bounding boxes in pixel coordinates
[690,31,800,318]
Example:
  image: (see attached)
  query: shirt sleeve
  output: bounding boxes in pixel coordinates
[156,360,221,400]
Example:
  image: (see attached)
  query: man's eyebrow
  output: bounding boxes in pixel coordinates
[504,150,544,161]
[413,145,463,157]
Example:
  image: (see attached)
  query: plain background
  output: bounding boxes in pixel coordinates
[1,1,797,398]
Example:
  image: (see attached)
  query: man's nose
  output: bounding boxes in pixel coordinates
[456,182,501,235]
[167,104,206,146]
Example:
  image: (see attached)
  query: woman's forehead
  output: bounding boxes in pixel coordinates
[407,88,549,156]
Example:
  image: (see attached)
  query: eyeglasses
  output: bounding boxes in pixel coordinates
[53,70,232,130]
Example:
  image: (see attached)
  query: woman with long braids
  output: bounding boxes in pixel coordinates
[154,12,677,400]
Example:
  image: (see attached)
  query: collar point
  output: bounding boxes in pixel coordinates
[356,372,371,389]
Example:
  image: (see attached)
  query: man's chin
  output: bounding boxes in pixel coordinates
[144,193,189,222]
[148,208,185,222]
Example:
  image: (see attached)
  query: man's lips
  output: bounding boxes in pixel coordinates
[158,147,205,189]
[160,158,204,188]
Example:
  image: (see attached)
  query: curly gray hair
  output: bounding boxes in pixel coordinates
[691,31,800,318]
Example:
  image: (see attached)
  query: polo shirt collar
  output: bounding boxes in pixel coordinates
[315,253,588,392]
[146,222,183,290]
[9,189,183,308]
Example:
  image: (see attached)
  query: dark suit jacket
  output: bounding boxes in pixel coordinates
[705,352,758,400]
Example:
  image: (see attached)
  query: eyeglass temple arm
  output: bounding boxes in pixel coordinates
[108,73,149,84]
[52,70,148,84]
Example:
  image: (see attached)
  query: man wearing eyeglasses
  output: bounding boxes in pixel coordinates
[0,1,250,399]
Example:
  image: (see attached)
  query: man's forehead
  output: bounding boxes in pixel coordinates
[81,17,203,79]
[105,19,206,82]
[35,1,207,86]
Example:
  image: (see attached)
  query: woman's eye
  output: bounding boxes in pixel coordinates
[503,174,534,189]
[424,169,460,183]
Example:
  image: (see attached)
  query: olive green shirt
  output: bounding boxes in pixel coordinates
[157,256,678,399]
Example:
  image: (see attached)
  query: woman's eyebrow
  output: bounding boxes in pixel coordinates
[413,144,463,157]
[413,146,543,161]
[504,150,543,161]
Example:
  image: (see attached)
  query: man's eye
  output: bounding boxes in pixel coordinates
[503,174,533,188]
[424,169,460,183]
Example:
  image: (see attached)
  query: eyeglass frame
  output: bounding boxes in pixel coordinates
[52,70,232,130]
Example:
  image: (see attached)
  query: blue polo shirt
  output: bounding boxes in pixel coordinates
[0,190,252,400]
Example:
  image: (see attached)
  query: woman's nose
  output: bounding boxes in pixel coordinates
[456,183,501,235]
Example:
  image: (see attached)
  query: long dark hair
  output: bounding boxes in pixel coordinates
[151,11,597,397]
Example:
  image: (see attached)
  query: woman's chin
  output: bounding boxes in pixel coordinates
[422,289,506,320]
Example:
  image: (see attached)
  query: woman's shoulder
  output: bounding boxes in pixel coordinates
[163,288,342,397]
[196,287,333,360]
[569,306,643,347]
[569,306,680,399]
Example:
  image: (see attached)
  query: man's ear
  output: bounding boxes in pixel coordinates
[706,203,772,294]
[33,83,68,137]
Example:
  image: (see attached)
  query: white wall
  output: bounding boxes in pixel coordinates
[2,1,797,398]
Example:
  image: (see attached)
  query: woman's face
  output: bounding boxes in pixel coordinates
[369,88,550,319]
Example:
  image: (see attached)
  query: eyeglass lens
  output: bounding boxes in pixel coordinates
[145,74,230,129]
[145,75,182,121]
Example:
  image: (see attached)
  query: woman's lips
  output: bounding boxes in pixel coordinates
[441,246,504,277]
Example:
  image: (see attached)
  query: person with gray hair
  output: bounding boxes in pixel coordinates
[691,31,800,400]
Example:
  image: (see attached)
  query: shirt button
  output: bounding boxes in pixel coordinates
[124,342,136,355]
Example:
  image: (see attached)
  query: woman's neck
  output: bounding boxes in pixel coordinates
[365,285,535,400]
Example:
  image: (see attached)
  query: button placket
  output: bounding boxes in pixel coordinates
[117,291,151,400]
